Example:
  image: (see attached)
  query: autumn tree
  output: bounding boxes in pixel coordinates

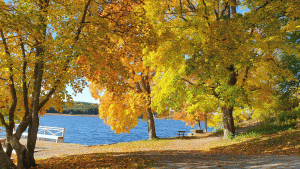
[144,0,299,137]
[0,0,92,168]
[76,0,159,139]
[173,109,213,132]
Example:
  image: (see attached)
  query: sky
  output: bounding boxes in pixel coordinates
[67,85,99,104]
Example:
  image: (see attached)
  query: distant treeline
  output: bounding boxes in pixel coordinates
[47,102,99,115]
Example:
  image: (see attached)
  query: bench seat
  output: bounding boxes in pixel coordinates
[21,133,64,143]
[37,134,64,143]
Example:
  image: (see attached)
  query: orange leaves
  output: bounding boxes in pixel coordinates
[35,153,152,169]
[98,90,147,134]
[208,129,300,155]
[172,111,185,121]
[73,1,160,136]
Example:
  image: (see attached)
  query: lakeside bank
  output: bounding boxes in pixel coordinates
[45,113,99,117]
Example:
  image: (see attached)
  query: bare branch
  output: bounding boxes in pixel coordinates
[75,0,92,41]
[182,77,195,85]
[179,0,188,22]
[18,30,30,116]
[220,2,229,18]
[256,0,274,11]
[186,0,196,11]
[214,9,220,21]
[202,0,211,26]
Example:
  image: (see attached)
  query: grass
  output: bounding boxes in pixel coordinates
[93,138,171,152]
[246,122,296,135]
[207,128,300,155]
[205,119,300,155]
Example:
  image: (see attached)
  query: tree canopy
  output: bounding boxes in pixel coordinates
[143,0,300,137]
[1,0,300,168]
[0,0,91,168]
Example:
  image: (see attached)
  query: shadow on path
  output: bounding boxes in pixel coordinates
[109,150,300,169]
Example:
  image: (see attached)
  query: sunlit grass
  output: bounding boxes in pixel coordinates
[206,128,300,155]
[95,138,171,150]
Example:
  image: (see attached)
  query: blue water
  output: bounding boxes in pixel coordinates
[38,115,214,145]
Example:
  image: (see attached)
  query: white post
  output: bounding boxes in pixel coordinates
[44,127,47,141]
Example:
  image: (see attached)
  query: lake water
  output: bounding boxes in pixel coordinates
[37,115,213,145]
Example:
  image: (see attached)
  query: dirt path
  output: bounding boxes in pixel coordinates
[28,138,300,168]
[11,123,300,168]
[149,152,300,168]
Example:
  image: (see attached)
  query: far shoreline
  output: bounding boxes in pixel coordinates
[45,113,99,117]
[45,113,173,120]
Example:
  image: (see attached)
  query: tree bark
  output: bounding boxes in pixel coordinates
[197,120,201,130]
[0,143,16,169]
[204,113,208,132]
[221,63,237,138]
[146,107,158,140]
[27,117,40,167]
[222,106,235,137]
[6,143,13,158]
[11,138,30,169]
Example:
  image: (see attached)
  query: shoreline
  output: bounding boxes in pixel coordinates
[45,113,99,117]
[45,113,174,120]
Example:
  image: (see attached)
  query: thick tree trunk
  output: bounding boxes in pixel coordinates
[222,106,235,138]
[0,143,16,169]
[13,142,30,169]
[221,63,237,138]
[6,134,30,169]
[27,116,40,167]
[6,143,13,158]
[146,107,158,140]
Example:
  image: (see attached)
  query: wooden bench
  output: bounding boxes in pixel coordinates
[176,131,186,137]
[15,125,65,143]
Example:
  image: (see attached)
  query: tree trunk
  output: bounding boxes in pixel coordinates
[204,114,208,132]
[13,142,30,169]
[146,107,158,140]
[0,143,16,169]
[197,120,201,130]
[222,106,235,138]
[6,143,13,158]
[27,115,40,168]
[6,134,31,169]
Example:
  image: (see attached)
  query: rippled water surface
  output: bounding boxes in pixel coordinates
[38,115,214,145]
